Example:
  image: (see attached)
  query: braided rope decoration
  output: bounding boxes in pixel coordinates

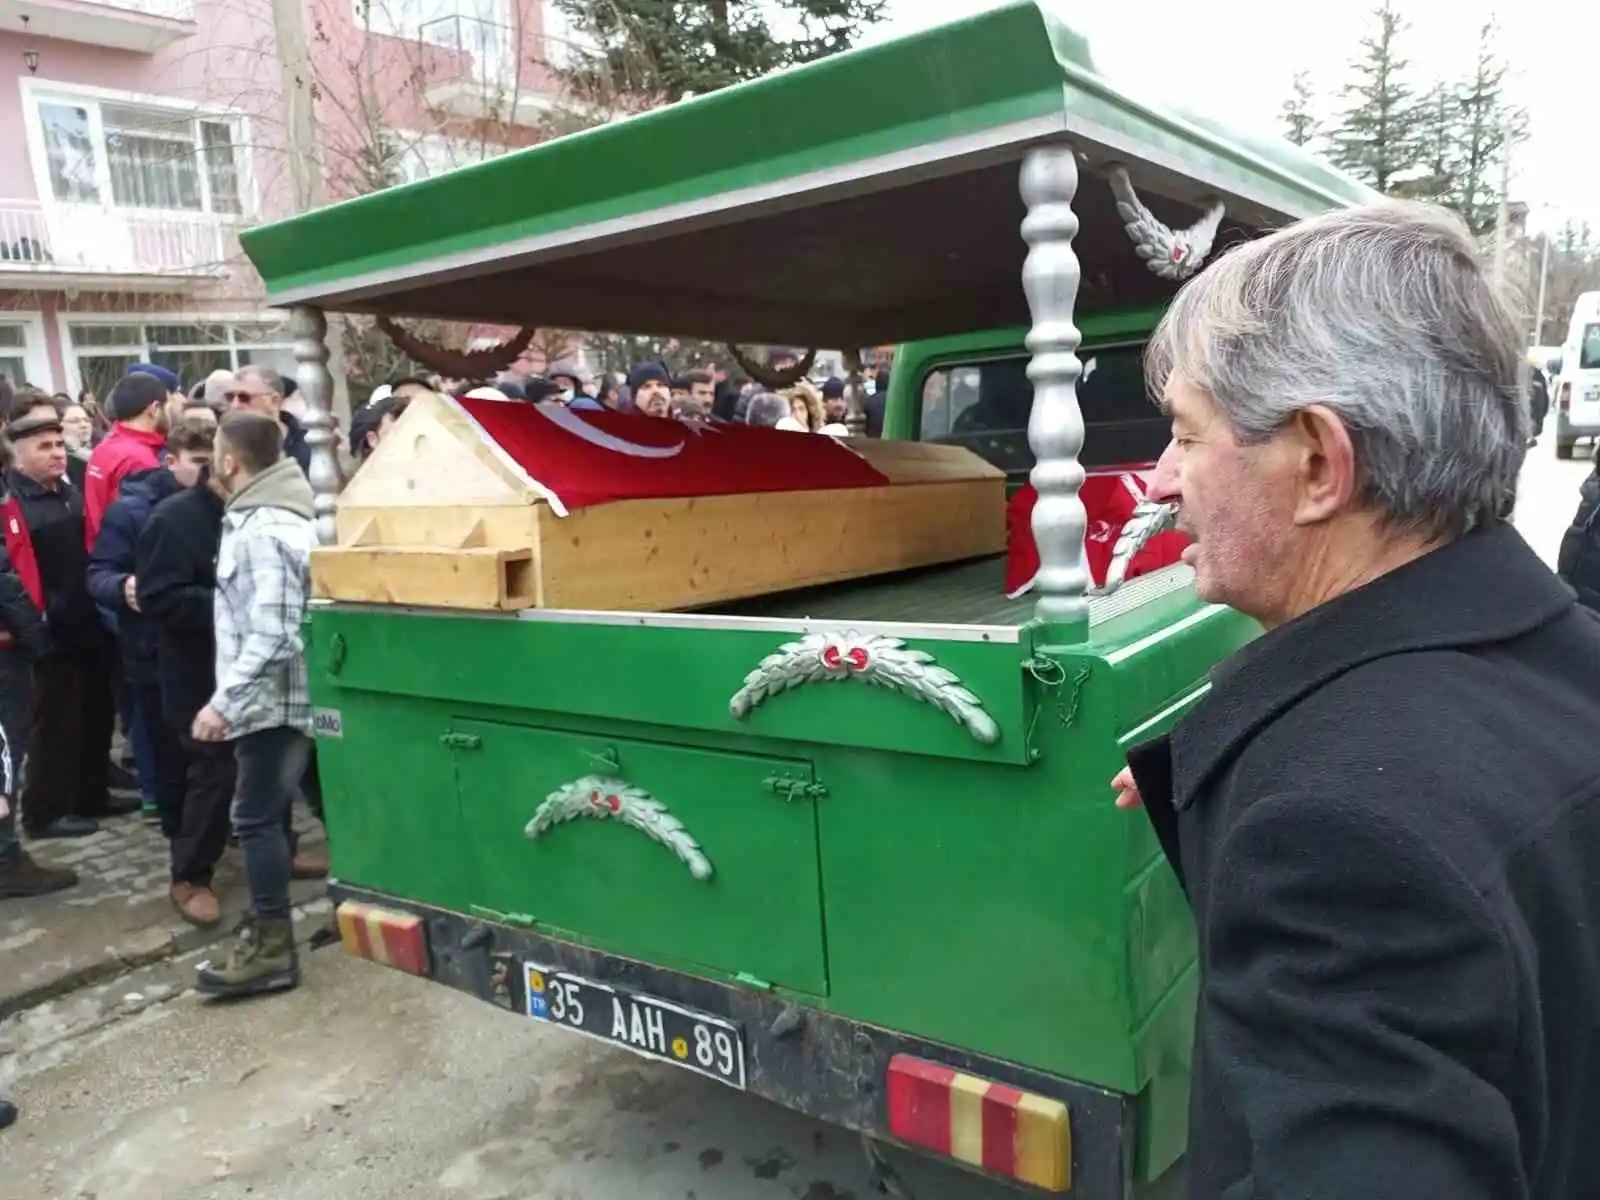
[1107,166,1225,281]
[525,775,712,882]
[1092,500,1180,596]
[729,632,1000,746]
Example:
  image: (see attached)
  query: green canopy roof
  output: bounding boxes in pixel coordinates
[241,0,1376,347]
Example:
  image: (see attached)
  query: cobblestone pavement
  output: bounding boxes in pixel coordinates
[2,797,327,1020]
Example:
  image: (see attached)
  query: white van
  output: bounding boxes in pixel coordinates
[1554,292,1600,459]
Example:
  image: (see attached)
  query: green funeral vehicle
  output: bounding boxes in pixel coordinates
[237,3,1374,1195]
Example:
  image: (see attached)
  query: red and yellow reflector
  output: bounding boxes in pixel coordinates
[335,901,428,977]
[886,1054,1071,1192]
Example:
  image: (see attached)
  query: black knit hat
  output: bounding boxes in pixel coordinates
[627,362,671,392]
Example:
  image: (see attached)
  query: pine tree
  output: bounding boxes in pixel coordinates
[1281,70,1319,147]
[1448,19,1529,237]
[551,0,888,111]
[1329,1,1422,194]
[1391,84,1460,206]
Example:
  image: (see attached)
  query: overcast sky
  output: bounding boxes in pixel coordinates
[869,0,1592,233]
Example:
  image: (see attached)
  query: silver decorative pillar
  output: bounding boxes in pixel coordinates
[291,305,340,546]
[1020,145,1088,629]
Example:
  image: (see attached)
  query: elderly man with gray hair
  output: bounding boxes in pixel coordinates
[1113,201,1600,1199]
[226,365,310,476]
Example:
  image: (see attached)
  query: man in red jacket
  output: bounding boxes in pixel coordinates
[84,372,169,547]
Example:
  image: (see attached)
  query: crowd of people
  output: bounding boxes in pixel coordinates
[347,351,891,455]
[0,361,323,1001]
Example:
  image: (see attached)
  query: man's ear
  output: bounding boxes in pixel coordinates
[1286,404,1358,525]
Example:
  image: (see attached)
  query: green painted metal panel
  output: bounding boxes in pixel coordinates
[307,598,1239,1129]
[884,309,1170,443]
[451,719,828,995]
[312,688,474,914]
[312,608,1032,766]
[239,1,1376,304]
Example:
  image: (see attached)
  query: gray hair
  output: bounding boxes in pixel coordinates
[1145,200,1528,539]
[203,368,236,408]
[744,392,789,428]
[236,363,285,395]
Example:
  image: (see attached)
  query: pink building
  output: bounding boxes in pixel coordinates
[0,0,564,397]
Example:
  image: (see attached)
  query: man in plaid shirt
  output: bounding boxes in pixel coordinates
[191,411,316,998]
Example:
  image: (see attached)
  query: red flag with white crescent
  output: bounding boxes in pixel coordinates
[454,398,889,514]
[1003,464,1190,596]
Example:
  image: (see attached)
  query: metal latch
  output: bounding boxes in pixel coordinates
[762,774,827,802]
[440,732,482,751]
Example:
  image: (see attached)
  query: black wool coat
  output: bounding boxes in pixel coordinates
[1127,521,1600,1200]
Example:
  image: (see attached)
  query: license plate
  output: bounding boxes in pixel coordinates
[524,963,747,1089]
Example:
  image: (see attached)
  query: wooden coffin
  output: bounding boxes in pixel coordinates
[311,392,1006,613]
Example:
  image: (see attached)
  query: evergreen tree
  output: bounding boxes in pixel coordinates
[1280,70,1319,148]
[551,0,888,110]
[1448,18,1529,237]
[1391,84,1460,206]
[1329,1,1422,194]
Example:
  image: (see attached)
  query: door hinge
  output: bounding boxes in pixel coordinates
[440,732,482,751]
[762,774,827,802]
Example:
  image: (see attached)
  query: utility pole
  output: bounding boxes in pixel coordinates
[1534,227,1551,345]
[269,0,351,424]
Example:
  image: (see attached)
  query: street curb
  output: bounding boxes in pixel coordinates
[0,881,330,1022]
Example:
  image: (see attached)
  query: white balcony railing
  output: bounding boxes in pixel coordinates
[0,199,233,281]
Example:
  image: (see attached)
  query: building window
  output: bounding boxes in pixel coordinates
[67,320,294,402]
[0,323,30,389]
[35,95,243,216]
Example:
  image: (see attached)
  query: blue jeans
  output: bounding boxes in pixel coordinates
[231,727,311,921]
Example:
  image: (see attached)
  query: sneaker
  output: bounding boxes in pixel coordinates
[291,846,329,880]
[0,852,78,898]
[195,916,299,998]
[27,815,100,839]
[141,798,160,823]
[170,882,221,927]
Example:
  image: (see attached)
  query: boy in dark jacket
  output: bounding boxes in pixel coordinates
[87,419,212,833]
[135,448,230,927]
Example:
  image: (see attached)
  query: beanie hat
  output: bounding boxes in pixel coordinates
[108,372,170,422]
[626,362,671,393]
[820,376,845,399]
[125,362,180,392]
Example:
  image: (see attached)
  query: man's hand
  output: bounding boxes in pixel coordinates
[192,706,229,743]
[122,575,139,612]
[1112,765,1143,809]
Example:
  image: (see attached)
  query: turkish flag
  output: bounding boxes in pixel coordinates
[1004,465,1190,596]
[455,398,888,513]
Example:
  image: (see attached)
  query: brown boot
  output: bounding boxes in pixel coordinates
[170,882,221,927]
[290,846,329,880]
[0,852,78,899]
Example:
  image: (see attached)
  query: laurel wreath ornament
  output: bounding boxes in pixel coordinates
[524,776,713,882]
[1107,165,1225,281]
[728,631,1001,745]
[1092,500,1181,596]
